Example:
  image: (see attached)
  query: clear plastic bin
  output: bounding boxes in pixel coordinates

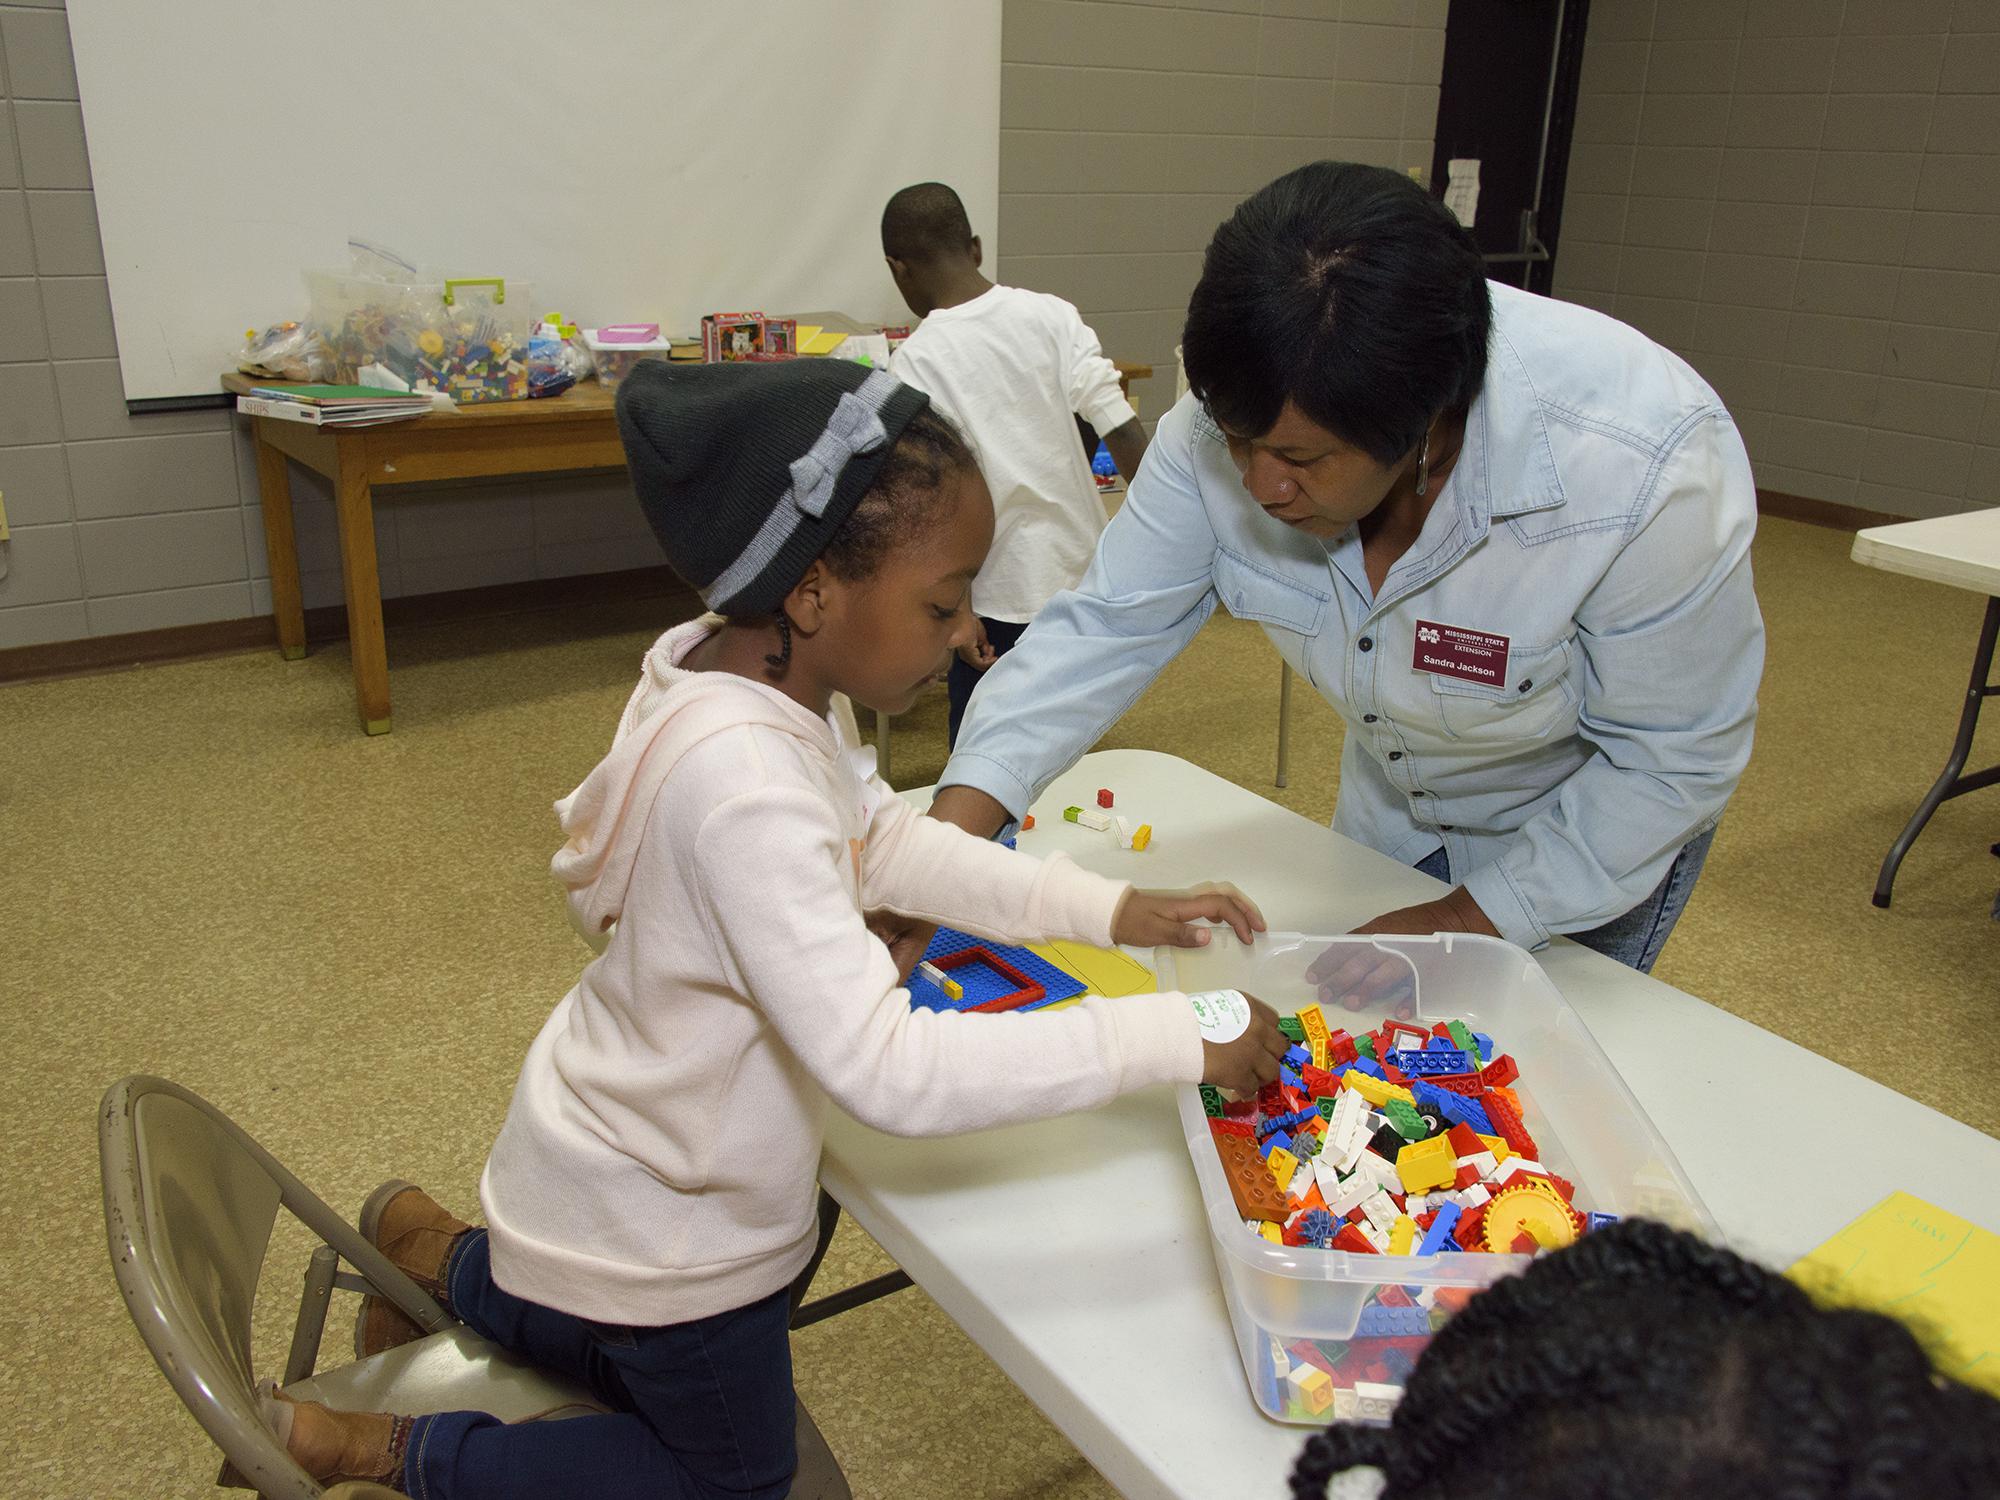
[1157,930,1716,1424]
[584,326,673,391]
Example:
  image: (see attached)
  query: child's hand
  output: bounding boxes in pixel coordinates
[954,619,998,671]
[1112,883,1266,949]
[1202,992,1287,1092]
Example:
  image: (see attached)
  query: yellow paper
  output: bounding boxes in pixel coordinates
[1029,940,1156,998]
[1789,1191,2000,1395]
[799,327,848,355]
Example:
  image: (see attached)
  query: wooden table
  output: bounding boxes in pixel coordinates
[232,361,1152,735]
[1850,508,2000,908]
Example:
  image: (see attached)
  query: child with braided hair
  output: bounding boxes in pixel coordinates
[1291,1217,2000,1500]
[258,358,1286,1499]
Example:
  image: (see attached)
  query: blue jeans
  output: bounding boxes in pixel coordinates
[947,615,1032,749]
[1415,825,1716,974]
[402,1231,796,1500]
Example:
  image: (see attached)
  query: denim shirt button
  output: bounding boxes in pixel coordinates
[1363,713,1378,724]
[1388,751,1404,762]
[1518,678,1533,692]
[1358,636,1374,652]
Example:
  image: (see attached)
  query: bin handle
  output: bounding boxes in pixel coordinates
[443,277,506,307]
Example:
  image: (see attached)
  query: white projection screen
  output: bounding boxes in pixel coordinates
[65,2,1001,402]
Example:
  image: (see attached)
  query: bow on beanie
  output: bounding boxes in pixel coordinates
[615,358,933,617]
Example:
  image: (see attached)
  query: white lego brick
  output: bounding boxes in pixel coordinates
[1332,1386,1359,1420]
[1360,1221,1391,1251]
[1453,1183,1491,1209]
[1288,1167,1314,1200]
[1267,1335,1291,1379]
[1415,1286,1437,1309]
[1353,1150,1400,1192]
[1493,1156,1543,1183]
[1330,1176,1376,1217]
[917,961,947,987]
[1458,1150,1499,1180]
[1360,1189,1400,1232]
[1114,814,1133,848]
[1353,1381,1403,1421]
[1403,1192,1429,1216]
[1075,808,1112,832]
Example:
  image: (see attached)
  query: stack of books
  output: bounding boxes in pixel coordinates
[235,385,435,428]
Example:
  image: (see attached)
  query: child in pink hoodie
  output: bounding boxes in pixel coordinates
[263,359,1283,1497]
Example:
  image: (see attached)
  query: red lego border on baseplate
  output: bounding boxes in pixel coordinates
[930,945,1047,1012]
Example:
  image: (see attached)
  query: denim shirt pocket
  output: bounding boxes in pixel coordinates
[1212,548,1329,635]
[1428,637,1578,743]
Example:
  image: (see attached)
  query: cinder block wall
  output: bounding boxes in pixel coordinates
[0,0,1444,651]
[1552,0,1999,520]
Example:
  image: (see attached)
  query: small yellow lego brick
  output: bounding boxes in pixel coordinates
[1477,1132,1512,1163]
[1395,1135,1458,1195]
[942,978,964,1002]
[1388,1214,1417,1255]
[1131,823,1152,851]
[1286,1362,1334,1415]
[1257,1220,1283,1243]
[1266,1146,1299,1189]
[1339,1069,1416,1108]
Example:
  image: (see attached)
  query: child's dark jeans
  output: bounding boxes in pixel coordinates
[401,1229,797,1500]
[946,615,1032,749]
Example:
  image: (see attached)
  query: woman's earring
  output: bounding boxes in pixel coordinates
[1415,429,1432,498]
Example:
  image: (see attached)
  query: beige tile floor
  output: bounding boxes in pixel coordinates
[2,516,1994,1498]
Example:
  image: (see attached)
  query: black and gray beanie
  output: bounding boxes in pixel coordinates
[615,358,932,616]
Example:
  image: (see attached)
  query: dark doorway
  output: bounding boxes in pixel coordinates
[1429,0,1591,295]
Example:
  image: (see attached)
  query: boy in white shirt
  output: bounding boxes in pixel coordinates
[882,181,1150,745]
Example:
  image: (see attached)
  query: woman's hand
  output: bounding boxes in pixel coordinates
[1202,991,1287,1092]
[1112,883,1266,949]
[1305,887,1498,1015]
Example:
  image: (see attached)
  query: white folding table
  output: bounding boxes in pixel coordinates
[1851,509,2000,909]
[818,748,2000,1500]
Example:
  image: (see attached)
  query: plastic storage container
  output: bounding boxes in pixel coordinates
[306,260,530,402]
[1157,930,1716,1424]
[585,325,673,390]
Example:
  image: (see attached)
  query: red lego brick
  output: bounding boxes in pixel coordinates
[1224,1098,1258,1119]
[1478,1053,1521,1090]
[1300,1064,1336,1096]
[1333,1223,1379,1254]
[1327,1030,1359,1067]
[1483,1089,1539,1160]
[1454,1163,1482,1190]
[1382,1020,1432,1053]
[1376,1284,1415,1308]
[1097,788,1113,808]
[1446,1122,1483,1157]
[1422,1071,1484,1096]
[1288,1342,1340,1377]
[1455,1203,1487,1250]
[1209,1117,1254,1138]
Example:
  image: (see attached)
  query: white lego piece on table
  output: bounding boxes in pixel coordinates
[1114,814,1134,848]
[1074,807,1112,832]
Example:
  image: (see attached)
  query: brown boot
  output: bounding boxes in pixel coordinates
[259,1381,411,1490]
[353,1179,472,1359]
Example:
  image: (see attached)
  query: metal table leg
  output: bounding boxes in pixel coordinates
[1873,595,2000,908]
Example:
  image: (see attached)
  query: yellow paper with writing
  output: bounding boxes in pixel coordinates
[1789,1191,2000,1395]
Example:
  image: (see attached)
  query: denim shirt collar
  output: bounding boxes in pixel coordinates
[1461,311,1567,526]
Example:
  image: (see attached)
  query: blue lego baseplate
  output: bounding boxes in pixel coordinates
[905,926,1088,1014]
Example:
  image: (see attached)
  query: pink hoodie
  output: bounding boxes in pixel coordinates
[480,618,1204,1325]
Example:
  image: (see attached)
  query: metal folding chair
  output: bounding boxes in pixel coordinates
[100,1075,850,1498]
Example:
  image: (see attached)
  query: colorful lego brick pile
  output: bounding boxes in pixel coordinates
[1205,1006,1619,1421]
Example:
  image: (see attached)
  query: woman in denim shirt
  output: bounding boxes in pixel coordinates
[928,161,1764,980]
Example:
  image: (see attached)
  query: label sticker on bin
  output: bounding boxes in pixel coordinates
[1188,988,1251,1043]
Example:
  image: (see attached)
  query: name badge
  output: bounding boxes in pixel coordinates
[1412,620,1509,686]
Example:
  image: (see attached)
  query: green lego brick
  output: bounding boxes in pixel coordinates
[1278,1015,1307,1044]
[1446,1019,1480,1062]
[1384,1098,1427,1142]
[1354,1034,1378,1062]
[1199,1084,1225,1118]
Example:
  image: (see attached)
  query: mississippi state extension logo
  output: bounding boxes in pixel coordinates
[1417,625,1441,644]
